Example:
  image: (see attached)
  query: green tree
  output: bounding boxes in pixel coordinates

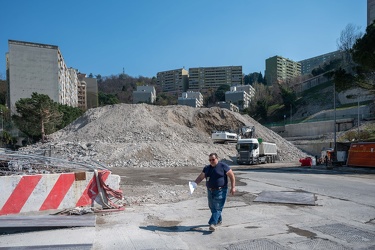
[278,84,297,109]
[98,92,119,106]
[331,22,375,95]
[215,84,230,101]
[13,93,62,142]
[155,92,177,106]
[351,22,375,96]
[257,72,264,84]
[256,100,268,121]
[95,74,102,83]
[352,22,375,71]
[247,83,273,121]
[57,104,84,130]
[244,72,264,85]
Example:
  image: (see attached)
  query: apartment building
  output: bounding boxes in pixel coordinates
[77,77,87,110]
[77,73,99,110]
[6,40,79,113]
[133,85,156,104]
[217,101,239,112]
[177,91,203,108]
[188,66,242,92]
[225,85,254,110]
[265,56,301,85]
[299,50,344,75]
[156,68,188,96]
[368,0,375,26]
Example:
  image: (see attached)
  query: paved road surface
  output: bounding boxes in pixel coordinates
[1,164,374,249]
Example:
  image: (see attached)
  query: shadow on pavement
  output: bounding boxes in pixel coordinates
[139,224,213,235]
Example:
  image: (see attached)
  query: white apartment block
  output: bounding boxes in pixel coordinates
[156,68,188,95]
[178,91,203,108]
[231,85,255,98]
[7,40,78,113]
[188,66,242,92]
[133,85,156,104]
[225,85,253,110]
[217,101,239,112]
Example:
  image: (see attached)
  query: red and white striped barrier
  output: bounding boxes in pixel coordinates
[0,171,121,216]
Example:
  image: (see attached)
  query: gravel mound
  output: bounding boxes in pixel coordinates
[21,104,309,168]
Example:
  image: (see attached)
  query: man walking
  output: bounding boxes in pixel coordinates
[193,153,236,231]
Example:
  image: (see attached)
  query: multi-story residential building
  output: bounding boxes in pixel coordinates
[133,85,156,104]
[368,0,375,26]
[77,78,87,110]
[6,40,78,113]
[177,91,203,108]
[77,73,99,110]
[188,66,242,92]
[156,68,188,96]
[299,50,344,75]
[224,85,253,110]
[232,85,255,98]
[265,56,301,85]
[217,101,239,112]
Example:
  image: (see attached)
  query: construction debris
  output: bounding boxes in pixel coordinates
[18,104,310,168]
[0,149,107,176]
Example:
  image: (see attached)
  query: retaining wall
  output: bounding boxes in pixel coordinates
[0,171,120,216]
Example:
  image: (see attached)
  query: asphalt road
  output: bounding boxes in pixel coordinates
[1,164,374,249]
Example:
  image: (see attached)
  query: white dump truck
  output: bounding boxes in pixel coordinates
[236,138,277,165]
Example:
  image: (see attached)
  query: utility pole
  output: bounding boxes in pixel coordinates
[333,82,337,165]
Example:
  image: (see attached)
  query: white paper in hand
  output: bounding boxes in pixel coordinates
[189,181,197,195]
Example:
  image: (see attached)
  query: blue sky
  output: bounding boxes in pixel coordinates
[0,0,367,79]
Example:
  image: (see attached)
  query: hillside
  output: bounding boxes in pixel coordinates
[20,104,310,168]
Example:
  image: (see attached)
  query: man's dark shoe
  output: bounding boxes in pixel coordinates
[209,224,216,231]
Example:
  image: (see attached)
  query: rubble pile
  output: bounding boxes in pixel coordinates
[20,104,310,168]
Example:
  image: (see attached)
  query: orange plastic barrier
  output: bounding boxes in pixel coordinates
[347,142,375,168]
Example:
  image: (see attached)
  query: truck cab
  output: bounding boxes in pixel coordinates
[236,138,277,165]
[236,138,260,164]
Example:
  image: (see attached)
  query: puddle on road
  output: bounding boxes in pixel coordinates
[287,225,317,238]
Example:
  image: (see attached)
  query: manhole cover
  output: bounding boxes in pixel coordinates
[291,238,350,250]
[222,238,287,250]
[254,191,315,205]
[313,223,375,243]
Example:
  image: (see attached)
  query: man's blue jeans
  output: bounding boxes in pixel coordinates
[207,187,228,225]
